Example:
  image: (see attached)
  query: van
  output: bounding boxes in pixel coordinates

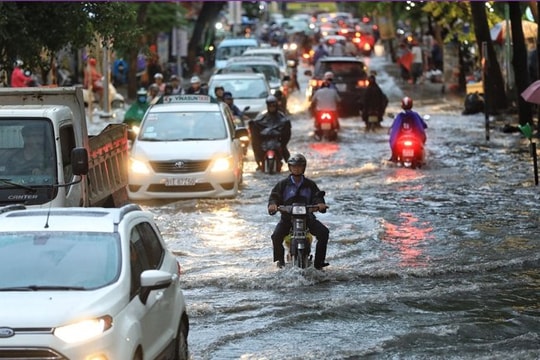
[215,37,259,69]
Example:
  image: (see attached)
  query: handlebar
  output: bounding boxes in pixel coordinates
[270,204,329,216]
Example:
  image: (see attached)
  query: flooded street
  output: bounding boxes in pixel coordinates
[131,57,540,359]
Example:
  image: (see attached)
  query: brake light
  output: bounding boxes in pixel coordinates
[403,140,414,147]
[353,37,360,44]
[321,112,332,120]
[363,43,372,51]
[357,79,369,88]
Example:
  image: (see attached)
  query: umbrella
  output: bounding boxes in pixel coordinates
[521,79,540,104]
[490,20,538,43]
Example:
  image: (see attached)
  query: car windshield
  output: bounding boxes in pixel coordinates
[243,52,284,68]
[0,232,120,290]
[222,64,280,82]
[216,45,256,61]
[210,78,269,99]
[139,111,227,141]
[317,62,366,78]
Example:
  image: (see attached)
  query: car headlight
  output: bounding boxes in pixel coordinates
[130,158,151,174]
[54,316,112,343]
[211,156,233,172]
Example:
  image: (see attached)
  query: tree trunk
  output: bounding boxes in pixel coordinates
[509,2,533,126]
[470,1,508,114]
[187,2,225,76]
[127,4,148,100]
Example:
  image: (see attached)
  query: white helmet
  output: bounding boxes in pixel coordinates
[14,60,23,67]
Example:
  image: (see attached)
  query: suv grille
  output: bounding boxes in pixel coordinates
[0,348,66,359]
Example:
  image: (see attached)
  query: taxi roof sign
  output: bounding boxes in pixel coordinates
[162,94,214,104]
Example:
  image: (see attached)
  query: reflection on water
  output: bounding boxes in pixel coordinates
[382,212,434,268]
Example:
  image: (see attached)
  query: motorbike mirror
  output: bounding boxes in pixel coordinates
[387,112,394,119]
[243,106,250,112]
[423,114,431,120]
[304,70,313,77]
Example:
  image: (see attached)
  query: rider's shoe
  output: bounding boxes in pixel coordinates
[314,262,329,270]
[277,260,285,268]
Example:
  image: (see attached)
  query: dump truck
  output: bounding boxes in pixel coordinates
[0,86,128,207]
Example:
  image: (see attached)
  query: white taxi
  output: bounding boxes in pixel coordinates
[128,95,248,200]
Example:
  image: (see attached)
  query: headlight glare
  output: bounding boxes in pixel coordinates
[54,316,112,343]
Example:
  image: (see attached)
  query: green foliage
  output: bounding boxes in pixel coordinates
[0,2,185,73]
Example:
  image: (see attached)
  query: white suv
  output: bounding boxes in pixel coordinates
[0,204,189,360]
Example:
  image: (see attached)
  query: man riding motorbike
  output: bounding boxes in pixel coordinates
[123,88,150,133]
[249,95,291,171]
[268,154,329,270]
[310,74,341,138]
[388,96,427,162]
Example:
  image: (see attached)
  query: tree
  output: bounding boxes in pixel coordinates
[470,1,508,113]
[186,2,226,76]
[508,2,533,126]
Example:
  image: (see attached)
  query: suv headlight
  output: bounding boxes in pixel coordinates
[54,315,113,343]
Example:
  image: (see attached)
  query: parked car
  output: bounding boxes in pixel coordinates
[305,56,370,117]
[208,72,270,120]
[0,203,189,360]
[214,56,283,96]
[128,94,248,200]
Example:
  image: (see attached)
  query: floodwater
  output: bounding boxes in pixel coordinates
[122,56,540,359]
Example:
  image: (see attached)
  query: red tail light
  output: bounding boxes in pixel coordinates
[320,112,333,121]
[357,79,369,88]
[403,140,414,147]
[267,150,275,159]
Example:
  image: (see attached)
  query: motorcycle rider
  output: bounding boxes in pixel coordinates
[388,96,428,161]
[310,73,341,134]
[249,95,291,171]
[10,60,31,87]
[123,87,149,129]
[268,154,329,269]
[362,74,388,130]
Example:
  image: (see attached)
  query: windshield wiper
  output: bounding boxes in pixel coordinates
[0,178,37,192]
[0,285,86,291]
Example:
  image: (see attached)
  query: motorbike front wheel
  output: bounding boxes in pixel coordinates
[295,248,310,269]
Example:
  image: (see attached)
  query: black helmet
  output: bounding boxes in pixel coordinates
[287,153,307,168]
[214,85,224,92]
[266,95,278,104]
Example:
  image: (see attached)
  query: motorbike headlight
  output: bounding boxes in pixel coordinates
[54,316,112,343]
[291,205,306,215]
[130,158,151,174]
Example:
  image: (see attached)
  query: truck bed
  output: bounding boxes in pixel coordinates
[87,123,129,206]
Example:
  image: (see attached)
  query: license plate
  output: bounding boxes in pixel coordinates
[321,123,332,130]
[402,149,415,157]
[336,83,347,92]
[368,115,378,123]
[164,178,196,186]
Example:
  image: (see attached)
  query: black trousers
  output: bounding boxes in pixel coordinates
[271,217,329,267]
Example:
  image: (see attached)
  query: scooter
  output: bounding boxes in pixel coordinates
[261,137,283,174]
[393,133,425,169]
[365,111,381,132]
[277,192,327,269]
[314,110,339,141]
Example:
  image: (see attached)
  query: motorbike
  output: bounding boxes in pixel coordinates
[277,192,327,269]
[314,110,339,141]
[393,133,425,169]
[261,136,283,174]
[389,113,428,169]
[365,111,381,132]
[232,106,251,156]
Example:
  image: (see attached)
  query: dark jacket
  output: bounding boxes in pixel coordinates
[362,80,388,122]
[268,175,326,220]
[249,110,291,163]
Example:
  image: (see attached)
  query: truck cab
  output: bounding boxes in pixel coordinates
[0,87,128,208]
